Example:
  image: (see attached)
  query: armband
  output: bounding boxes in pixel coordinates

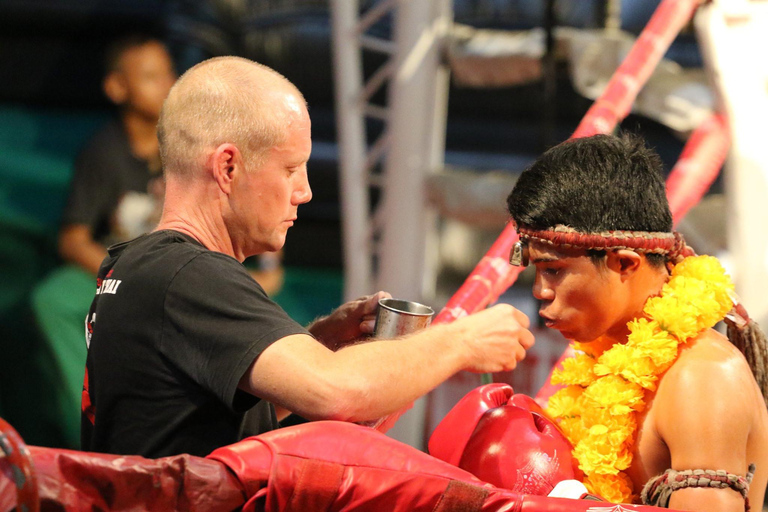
[641,463,756,510]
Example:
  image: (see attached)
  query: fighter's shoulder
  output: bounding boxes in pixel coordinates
[675,329,750,378]
[658,328,755,415]
[652,328,763,476]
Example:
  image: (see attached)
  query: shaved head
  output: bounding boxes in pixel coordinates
[157,56,306,177]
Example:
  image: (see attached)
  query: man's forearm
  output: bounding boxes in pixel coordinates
[321,323,467,421]
[246,324,468,424]
[247,303,531,425]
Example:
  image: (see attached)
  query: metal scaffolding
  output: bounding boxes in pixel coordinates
[330,0,452,305]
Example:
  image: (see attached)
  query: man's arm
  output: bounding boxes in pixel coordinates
[59,224,107,275]
[657,334,758,512]
[239,303,533,423]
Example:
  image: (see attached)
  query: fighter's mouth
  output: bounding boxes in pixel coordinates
[539,312,556,328]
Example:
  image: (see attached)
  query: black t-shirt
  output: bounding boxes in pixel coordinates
[61,119,163,245]
[81,230,309,457]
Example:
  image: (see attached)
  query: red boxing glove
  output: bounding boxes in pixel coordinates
[428,383,514,466]
[459,401,581,495]
[430,384,581,496]
[508,392,547,416]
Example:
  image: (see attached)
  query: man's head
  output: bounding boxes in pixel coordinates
[102,34,176,121]
[157,57,312,258]
[506,134,675,342]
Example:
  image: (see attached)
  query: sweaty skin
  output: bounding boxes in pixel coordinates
[630,331,768,511]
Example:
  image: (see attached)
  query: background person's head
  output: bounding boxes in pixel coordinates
[103,34,176,122]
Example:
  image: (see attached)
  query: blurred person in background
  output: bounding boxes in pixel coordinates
[58,34,175,272]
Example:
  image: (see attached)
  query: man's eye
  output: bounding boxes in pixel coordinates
[542,267,560,277]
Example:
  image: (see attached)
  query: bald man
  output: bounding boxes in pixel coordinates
[80,57,535,458]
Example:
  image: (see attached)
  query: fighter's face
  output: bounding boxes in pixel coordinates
[231,101,313,255]
[528,241,627,343]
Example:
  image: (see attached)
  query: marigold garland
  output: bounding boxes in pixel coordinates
[545,255,734,504]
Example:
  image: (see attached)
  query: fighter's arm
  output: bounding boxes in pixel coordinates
[656,335,756,512]
[238,304,534,423]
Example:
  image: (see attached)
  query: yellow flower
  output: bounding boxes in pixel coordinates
[574,436,619,475]
[668,276,723,328]
[583,411,635,443]
[579,404,616,428]
[557,416,587,445]
[627,319,679,368]
[582,375,645,414]
[585,472,634,504]
[573,424,634,475]
[673,255,733,293]
[593,342,657,390]
[551,354,596,386]
[644,289,702,341]
[547,386,583,418]
[594,327,678,390]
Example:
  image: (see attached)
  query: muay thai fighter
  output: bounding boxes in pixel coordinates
[431,134,768,511]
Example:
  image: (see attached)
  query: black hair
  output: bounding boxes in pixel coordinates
[104,34,162,75]
[507,133,672,265]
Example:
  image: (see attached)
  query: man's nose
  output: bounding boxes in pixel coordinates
[294,173,312,204]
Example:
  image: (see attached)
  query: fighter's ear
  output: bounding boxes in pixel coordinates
[103,71,128,105]
[608,249,642,276]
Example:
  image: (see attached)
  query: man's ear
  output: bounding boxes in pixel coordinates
[103,72,127,106]
[211,143,241,195]
[607,249,642,276]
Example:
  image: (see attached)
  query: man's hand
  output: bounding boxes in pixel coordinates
[308,291,392,350]
[453,304,534,373]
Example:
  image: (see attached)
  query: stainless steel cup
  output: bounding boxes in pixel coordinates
[373,298,435,339]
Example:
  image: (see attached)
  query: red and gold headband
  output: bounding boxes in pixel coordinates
[509,224,694,267]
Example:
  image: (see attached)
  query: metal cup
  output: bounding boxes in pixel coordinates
[373,298,435,339]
